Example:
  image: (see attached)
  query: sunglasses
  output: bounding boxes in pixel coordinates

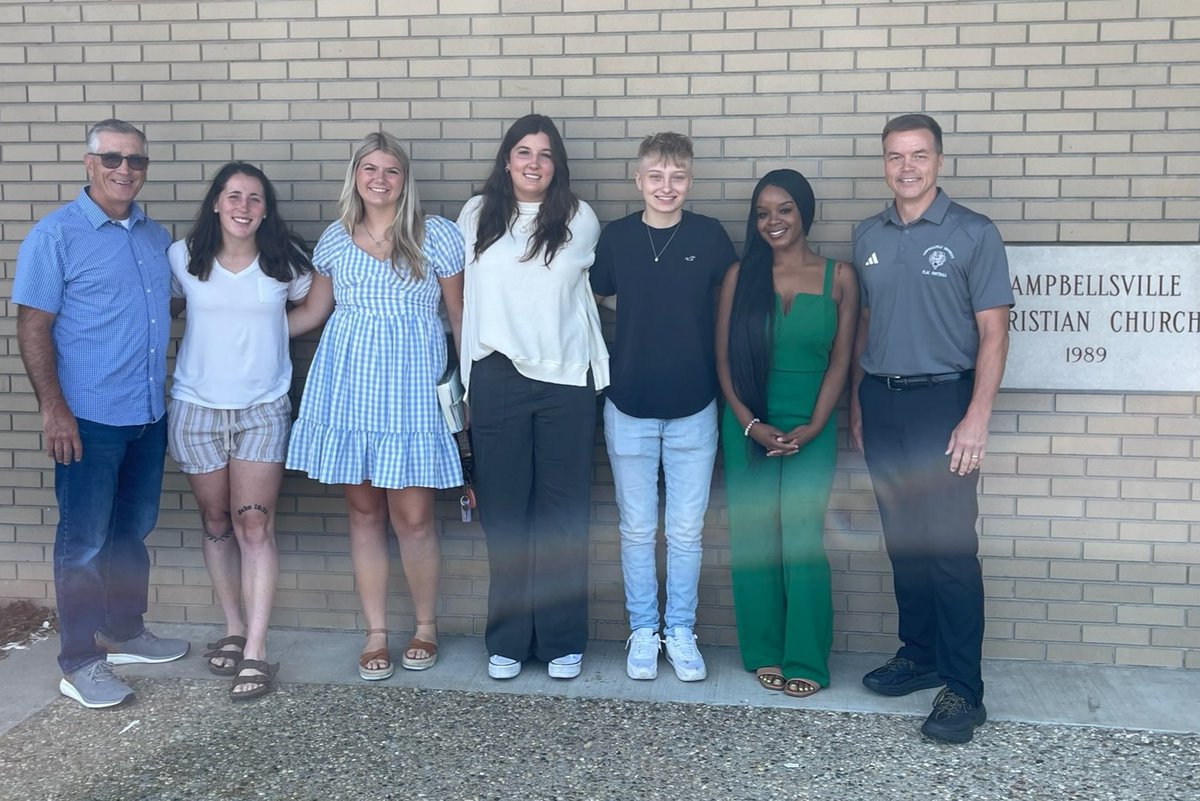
[88,152,150,171]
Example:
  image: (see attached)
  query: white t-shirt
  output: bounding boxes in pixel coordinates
[456,195,609,396]
[168,239,313,408]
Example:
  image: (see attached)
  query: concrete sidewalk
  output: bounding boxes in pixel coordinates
[2,622,1195,737]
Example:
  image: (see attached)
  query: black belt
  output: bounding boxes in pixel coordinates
[869,370,974,391]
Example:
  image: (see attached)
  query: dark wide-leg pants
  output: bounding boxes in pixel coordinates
[859,376,985,705]
[470,353,595,661]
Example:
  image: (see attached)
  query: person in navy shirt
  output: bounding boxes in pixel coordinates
[591,132,737,682]
[14,119,189,709]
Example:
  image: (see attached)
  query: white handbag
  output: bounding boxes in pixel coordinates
[436,363,467,433]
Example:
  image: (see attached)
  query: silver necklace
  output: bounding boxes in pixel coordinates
[646,218,682,263]
[360,224,388,247]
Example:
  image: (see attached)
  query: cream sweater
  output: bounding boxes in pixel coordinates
[457,195,609,396]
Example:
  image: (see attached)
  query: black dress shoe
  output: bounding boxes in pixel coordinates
[921,688,987,743]
[862,656,944,696]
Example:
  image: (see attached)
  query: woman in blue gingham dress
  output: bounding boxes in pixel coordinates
[287,221,463,487]
[287,220,463,489]
[286,133,464,680]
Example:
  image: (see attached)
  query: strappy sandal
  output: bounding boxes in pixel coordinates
[230,659,278,702]
[784,677,821,698]
[359,628,393,681]
[756,667,785,692]
[401,618,438,671]
[203,635,246,676]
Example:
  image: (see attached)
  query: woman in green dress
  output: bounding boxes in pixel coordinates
[715,169,859,698]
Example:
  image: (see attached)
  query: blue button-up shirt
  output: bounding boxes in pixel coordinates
[13,187,171,426]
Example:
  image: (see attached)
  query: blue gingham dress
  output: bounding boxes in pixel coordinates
[286,216,465,489]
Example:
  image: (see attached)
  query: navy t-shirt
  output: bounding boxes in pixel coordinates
[591,210,737,419]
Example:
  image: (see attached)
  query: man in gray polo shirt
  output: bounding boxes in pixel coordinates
[849,113,1014,744]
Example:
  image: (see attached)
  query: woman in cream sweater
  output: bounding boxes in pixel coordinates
[457,114,608,681]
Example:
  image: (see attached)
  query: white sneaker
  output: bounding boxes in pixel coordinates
[625,628,661,680]
[663,627,707,682]
[488,654,521,680]
[548,653,582,679]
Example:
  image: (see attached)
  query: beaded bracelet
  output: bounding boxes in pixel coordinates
[743,417,760,438]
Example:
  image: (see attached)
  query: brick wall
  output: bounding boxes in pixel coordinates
[1,1,1197,670]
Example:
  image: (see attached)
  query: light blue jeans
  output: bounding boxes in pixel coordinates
[604,398,718,632]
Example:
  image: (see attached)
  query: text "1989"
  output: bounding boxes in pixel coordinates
[1066,347,1107,363]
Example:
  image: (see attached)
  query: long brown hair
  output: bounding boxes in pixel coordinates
[472,114,578,266]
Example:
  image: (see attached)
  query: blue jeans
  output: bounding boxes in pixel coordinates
[604,398,718,632]
[53,416,167,674]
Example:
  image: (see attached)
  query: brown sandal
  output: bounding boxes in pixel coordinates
[401,618,438,671]
[203,635,246,676]
[359,628,393,681]
[784,677,821,698]
[230,659,278,701]
[756,667,785,692]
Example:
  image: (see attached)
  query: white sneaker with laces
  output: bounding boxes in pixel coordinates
[625,628,661,680]
[488,654,521,680]
[548,653,582,679]
[663,627,707,682]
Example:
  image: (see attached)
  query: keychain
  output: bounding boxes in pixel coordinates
[455,429,476,523]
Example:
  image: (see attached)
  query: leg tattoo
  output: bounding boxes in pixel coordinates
[202,512,234,543]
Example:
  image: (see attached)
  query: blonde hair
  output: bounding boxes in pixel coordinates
[338,132,426,280]
[637,132,693,170]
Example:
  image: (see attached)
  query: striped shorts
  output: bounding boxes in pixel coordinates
[168,394,292,475]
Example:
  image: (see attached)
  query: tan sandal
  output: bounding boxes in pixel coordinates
[784,677,821,698]
[401,618,438,671]
[359,628,393,681]
[756,667,785,692]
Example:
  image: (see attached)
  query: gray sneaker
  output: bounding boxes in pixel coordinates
[97,629,190,665]
[59,660,135,709]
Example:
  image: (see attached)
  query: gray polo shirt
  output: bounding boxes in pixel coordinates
[853,189,1014,376]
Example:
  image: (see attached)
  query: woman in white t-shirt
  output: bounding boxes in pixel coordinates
[457,114,608,681]
[168,162,331,701]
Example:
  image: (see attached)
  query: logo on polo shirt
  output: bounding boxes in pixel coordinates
[864,252,879,267]
[684,255,696,261]
[923,245,955,277]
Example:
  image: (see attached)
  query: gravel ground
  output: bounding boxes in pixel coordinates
[1,677,1195,801]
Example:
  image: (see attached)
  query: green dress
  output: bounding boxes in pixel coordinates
[721,258,838,685]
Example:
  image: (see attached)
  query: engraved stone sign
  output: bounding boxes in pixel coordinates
[1003,246,1200,392]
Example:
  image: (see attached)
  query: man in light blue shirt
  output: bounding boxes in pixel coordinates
[14,119,189,709]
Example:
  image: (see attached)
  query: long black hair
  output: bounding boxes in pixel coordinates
[727,169,816,434]
[472,113,578,266]
[186,161,314,282]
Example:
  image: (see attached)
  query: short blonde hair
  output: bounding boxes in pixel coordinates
[637,132,693,170]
